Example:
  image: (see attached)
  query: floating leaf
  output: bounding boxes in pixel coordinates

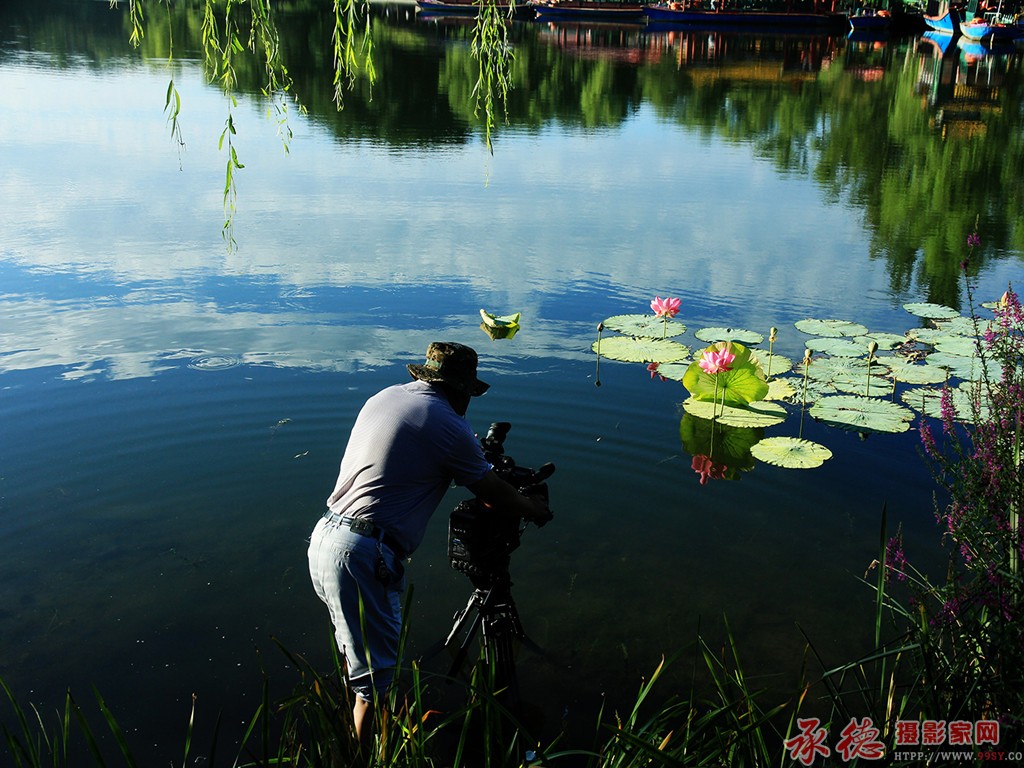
[810,395,914,434]
[905,327,951,344]
[654,362,689,382]
[903,302,960,320]
[885,361,948,386]
[794,319,869,337]
[933,336,979,357]
[694,327,764,345]
[751,437,833,469]
[480,321,519,340]
[592,336,690,364]
[765,377,796,401]
[901,384,990,422]
[780,377,834,406]
[864,332,908,351]
[750,352,794,378]
[683,398,788,429]
[801,356,889,383]
[924,352,1000,381]
[602,314,686,339]
[480,309,521,328]
[830,374,892,397]
[480,309,521,340]
[682,342,769,406]
[935,315,986,336]
[806,337,875,358]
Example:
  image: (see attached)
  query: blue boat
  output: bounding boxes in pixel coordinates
[849,9,891,31]
[959,16,1024,43]
[922,6,963,35]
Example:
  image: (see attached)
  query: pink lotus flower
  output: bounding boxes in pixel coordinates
[699,346,736,375]
[650,296,681,319]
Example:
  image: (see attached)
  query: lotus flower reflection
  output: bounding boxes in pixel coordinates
[647,362,667,382]
[692,454,728,485]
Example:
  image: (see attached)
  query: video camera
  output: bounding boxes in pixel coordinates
[448,422,554,587]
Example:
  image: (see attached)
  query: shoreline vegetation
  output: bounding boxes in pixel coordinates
[4,260,1022,766]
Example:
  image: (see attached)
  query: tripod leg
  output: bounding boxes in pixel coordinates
[447,611,482,678]
[444,589,490,678]
[479,610,521,710]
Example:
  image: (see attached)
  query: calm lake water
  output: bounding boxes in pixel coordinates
[2,0,1023,761]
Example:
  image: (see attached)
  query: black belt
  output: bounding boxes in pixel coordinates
[326,512,408,560]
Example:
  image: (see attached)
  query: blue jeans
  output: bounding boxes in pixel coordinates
[307,515,407,700]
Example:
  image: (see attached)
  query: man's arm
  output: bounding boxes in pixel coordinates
[466,470,551,523]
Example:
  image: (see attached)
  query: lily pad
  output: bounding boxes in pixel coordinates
[886,360,948,386]
[683,342,769,406]
[905,327,952,344]
[480,321,519,340]
[602,314,686,339]
[480,309,521,328]
[924,352,1000,381]
[903,302,960,320]
[830,374,893,397]
[806,337,876,358]
[750,352,794,378]
[781,376,834,406]
[683,398,788,429]
[694,327,764,345]
[652,362,689,382]
[751,437,833,469]
[592,336,691,364]
[810,395,914,434]
[933,336,980,358]
[794,319,869,338]
[801,356,889,383]
[901,384,990,422]
[864,332,909,351]
[765,377,797,401]
[935,315,987,336]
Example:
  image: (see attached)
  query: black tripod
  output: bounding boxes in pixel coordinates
[442,571,530,706]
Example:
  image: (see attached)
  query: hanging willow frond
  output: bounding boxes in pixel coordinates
[472,0,515,152]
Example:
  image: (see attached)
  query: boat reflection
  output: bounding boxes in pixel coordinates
[535,20,839,77]
[914,30,1013,138]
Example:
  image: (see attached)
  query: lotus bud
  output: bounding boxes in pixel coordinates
[770,327,778,342]
[1001,291,1010,309]
[803,348,812,363]
[868,341,878,358]
[597,322,604,332]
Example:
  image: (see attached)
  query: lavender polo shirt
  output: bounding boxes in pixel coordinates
[325,380,490,555]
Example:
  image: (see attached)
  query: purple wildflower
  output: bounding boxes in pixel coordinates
[967,232,981,248]
[919,418,937,458]
[939,387,956,433]
[885,534,908,582]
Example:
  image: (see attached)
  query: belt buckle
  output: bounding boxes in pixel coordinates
[348,517,375,536]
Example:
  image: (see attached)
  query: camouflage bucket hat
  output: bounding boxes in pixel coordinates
[407,341,490,397]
